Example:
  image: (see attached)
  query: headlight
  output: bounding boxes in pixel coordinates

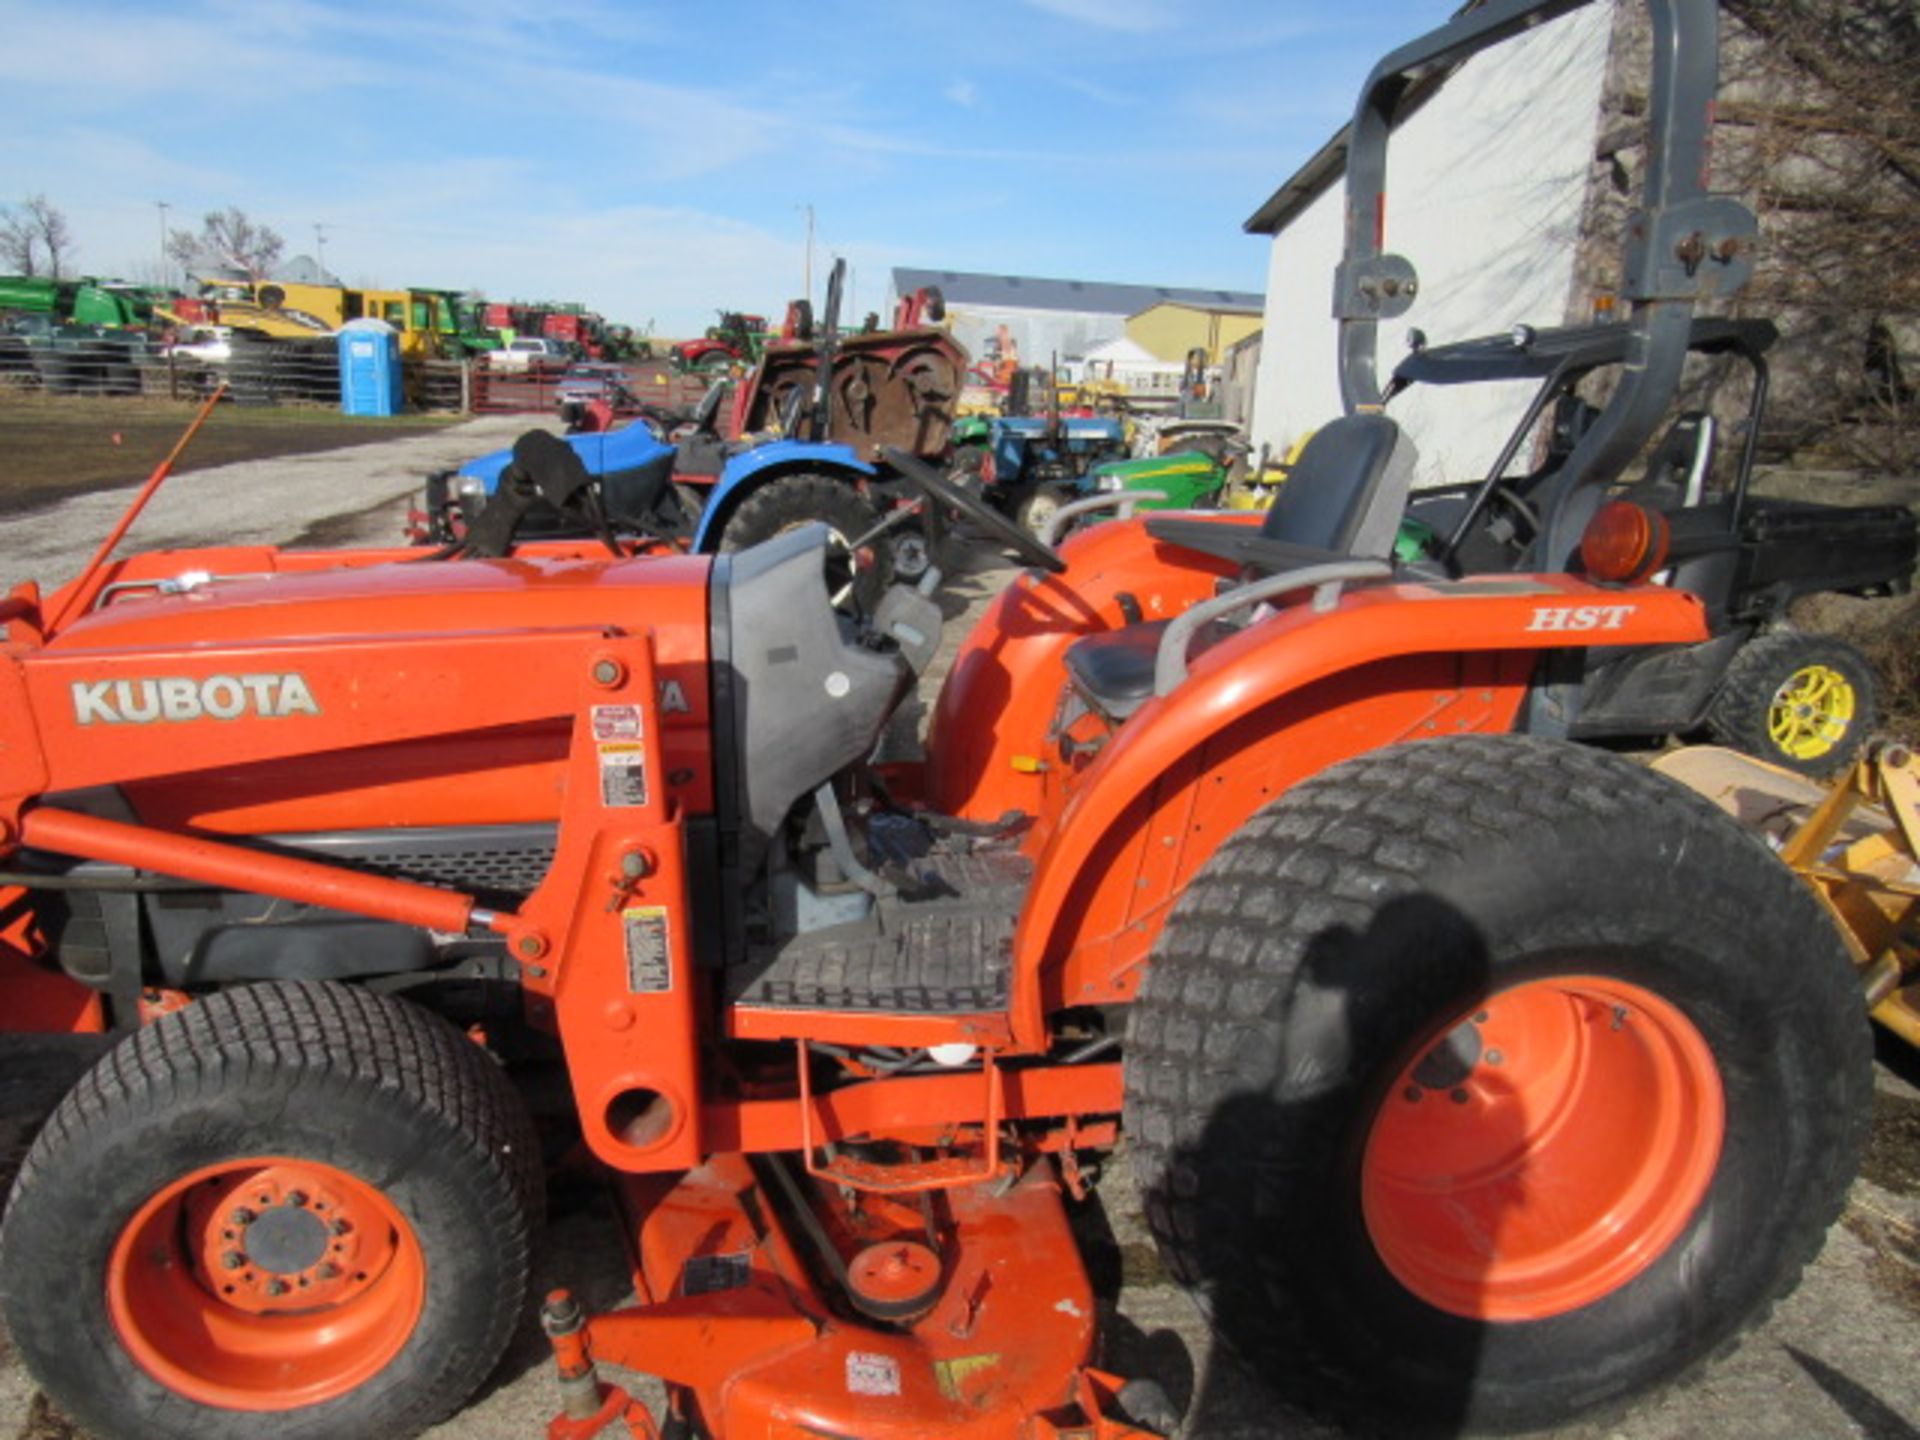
[1096,473,1125,492]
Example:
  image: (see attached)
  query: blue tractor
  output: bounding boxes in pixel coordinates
[418,262,959,600]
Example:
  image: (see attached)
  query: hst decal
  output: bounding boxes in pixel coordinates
[71,673,322,725]
[1524,604,1637,633]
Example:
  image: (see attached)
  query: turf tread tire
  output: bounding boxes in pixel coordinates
[0,981,542,1440]
[1124,735,1871,1433]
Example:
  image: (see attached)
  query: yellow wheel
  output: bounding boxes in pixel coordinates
[1766,663,1855,762]
[1710,632,1876,778]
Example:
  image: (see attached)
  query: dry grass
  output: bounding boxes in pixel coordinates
[1795,590,1920,742]
[0,393,456,518]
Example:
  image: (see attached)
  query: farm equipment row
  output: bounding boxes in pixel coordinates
[0,4,1913,1440]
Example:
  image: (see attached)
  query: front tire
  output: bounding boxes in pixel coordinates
[718,472,894,610]
[1708,629,1876,777]
[1014,483,1073,541]
[1125,736,1870,1433]
[0,982,541,1440]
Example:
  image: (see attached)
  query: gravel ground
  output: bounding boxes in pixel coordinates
[1,434,1916,1440]
[0,412,552,590]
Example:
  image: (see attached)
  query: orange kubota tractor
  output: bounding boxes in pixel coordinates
[0,2,1874,1438]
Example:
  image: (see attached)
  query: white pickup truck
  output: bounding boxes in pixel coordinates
[486,336,568,371]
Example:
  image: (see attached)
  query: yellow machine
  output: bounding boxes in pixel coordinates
[1223,430,1313,511]
[194,280,457,357]
[194,279,337,338]
[1656,740,1920,1046]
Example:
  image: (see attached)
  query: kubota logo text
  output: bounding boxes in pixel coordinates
[70,674,322,725]
[1524,605,1636,633]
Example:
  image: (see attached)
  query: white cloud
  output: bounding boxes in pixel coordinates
[1019,0,1178,33]
[944,79,979,108]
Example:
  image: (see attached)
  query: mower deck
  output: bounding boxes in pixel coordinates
[565,1153,1153,1440]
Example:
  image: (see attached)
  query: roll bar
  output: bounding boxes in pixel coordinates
[1334,0,1756,568]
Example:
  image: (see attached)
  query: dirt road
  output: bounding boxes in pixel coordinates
[0,435,1916,1440]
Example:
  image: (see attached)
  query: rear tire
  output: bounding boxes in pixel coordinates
[718,472,894,610]
[1708,629,1876,777]
[0,981,541,1440]
[1125,736,1870,1433]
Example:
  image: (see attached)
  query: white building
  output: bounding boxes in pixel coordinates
[1242,4,1616,487]
[889,268,1263,376]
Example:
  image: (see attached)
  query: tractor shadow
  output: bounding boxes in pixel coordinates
[461,1152,641,1411]
[1785,1346,1920,1440]
[1129,893,1516,1438]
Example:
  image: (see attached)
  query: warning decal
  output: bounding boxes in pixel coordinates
[597,742,648,807]
[845,1351,901,1397]
[591,704,644,741]
[623,906,672,994]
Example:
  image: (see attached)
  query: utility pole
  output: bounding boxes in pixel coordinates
[798,203,815,306]
[155,201,170,287]
[313,223,329,280]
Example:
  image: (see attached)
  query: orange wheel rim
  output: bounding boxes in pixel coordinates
[1362,975,1723,1322]
[106,1157,424,1410]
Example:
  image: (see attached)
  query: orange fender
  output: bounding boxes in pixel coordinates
[927,517,1237,818]
[1005,575,1710,1042]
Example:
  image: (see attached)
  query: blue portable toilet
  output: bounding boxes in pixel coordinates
[337,319,402,417]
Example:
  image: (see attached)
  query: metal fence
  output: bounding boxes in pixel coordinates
[0,334,475,414]
[470,356,707,417]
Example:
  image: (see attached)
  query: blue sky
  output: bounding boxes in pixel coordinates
[2,0,1456,336]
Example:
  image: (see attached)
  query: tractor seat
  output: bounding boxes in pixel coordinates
[1064,414,1416,722]
[599,449,677,528]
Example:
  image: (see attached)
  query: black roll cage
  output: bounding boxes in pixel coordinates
[1381,317,1776,564]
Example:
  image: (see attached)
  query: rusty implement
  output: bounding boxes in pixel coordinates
[737,326,970,463]
[1654,742,1920,1046]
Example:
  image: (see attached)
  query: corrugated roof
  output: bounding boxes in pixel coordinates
[892,268,1263,317]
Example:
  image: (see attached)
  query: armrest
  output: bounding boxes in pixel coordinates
[1154,560,1393,695]
[1040,490,1169,548]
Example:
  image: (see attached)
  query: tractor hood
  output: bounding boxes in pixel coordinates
[19,550,720,834]
[47,550,715,653]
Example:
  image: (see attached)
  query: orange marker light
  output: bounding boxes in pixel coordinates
[1580,501,1671,583]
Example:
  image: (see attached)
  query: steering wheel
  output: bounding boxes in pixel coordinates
[880,445,1066,574]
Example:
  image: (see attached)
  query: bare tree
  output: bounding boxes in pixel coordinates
[1714,0,1919,473]
[1576,0,1918,475]
[167,207,285,283]
[1,195,74,278]
[0,208,36,276]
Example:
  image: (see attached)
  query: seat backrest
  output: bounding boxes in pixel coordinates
[1635,410,1715,506]
[1259,413,1416,558]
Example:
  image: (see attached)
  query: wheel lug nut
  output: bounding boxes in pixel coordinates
[318,1262,341,1280]
[285,1190,309,1208]
[1485,1049,1504,1066]
[222,1251,245,1271]
[332,1218,354,1236]
[266,1279,288,1297]
[229,1208,256,1226]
